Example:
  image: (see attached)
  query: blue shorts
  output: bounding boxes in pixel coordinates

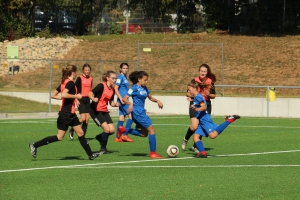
[195,120,218,137]
[118,99,130,116]
[132,110,152,129]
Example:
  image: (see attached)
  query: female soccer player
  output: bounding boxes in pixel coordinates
[187,80,240,158]
[121,71,164,159]
[29,65,100,160]
[88,70,119,154]
[69,63,93,139]
[182,63,217,152]
[114,63,135,142]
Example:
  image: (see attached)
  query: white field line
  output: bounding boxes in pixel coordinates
[1,120,300,130]
[1,150,300,173]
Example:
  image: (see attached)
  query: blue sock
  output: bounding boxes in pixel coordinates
[148,134,156,152]
[116,120,124,138]
[124,119,133,136]
[214,121,230,135]
[127,128,141,136]
[195,141,205,152]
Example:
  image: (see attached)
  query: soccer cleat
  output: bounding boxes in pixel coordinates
[225,115,241,123]
[114,138,123,142]
[121,135,134,142]
[99,148,111,154]
[117,126,126,139]
[69,128,74,140]
[29,143,37,158]
[181,138,188,150]
[89,152,101,160]
[195,152,208,158]
[191,146,199,153]
[149,152,164,159]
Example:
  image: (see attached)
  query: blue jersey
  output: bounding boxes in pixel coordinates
[116,74,129,99]
[127,84,149,112]
[194,93,217,136]
[127,84,152,128]
[194,93,213,124]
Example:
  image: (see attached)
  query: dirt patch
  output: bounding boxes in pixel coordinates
[1,33,300,97]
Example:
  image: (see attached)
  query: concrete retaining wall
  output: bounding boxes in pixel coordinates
[1,91,299,118]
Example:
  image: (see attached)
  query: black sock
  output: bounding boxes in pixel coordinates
[101,132,110,149]
[184,128,195,141]
[82,122,88,136]
[34,135,58,148]
[78,135,92,156]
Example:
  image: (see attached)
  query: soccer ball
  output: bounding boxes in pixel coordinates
[166,145,179,158]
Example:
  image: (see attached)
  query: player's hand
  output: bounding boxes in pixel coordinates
[157,101,163,109]
[75,99,80,107]
[127,104,133,114]
[190,104,195,110]
[114,102,119,107]
[93,97,98,103]
[76,94,82,100]
[187,97,192,102]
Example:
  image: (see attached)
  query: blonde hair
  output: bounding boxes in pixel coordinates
[102,70,116,82]
[61,65,76,83]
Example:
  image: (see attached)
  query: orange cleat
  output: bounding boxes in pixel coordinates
[114,138,123,142]
[117,126,126,139]
[149,152,164,159]
[121,135,134,142]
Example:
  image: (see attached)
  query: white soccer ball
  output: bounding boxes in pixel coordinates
[166,145,179,158]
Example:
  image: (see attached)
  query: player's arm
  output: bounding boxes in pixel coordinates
[208,82,216,99]
[61,82,82,99]
[51,85,61,100]
[123,94,133,113]
[148,94,163,109]
[109,91,119,107]
[88,83,103,103]
[195,102,207,112]
[114,84,124,104]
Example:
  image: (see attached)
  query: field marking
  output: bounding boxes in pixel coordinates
[1,149,299,173]
[1,120,300,130]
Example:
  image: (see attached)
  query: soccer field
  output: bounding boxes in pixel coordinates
[0,115,299,199]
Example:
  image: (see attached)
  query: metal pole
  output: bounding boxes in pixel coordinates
[221,43,224,96]
[48,59,53,113]
[176,0,179,33]
[137,42,140,70]
[266,86,270,117]
[126,0,129,34]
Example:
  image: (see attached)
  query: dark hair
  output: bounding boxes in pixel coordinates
[119,62,129,69]
[129,71,148,84]
[199,63,217,82]
[102,70,116,82]
[61,65,76,83]
[82,63,91,71]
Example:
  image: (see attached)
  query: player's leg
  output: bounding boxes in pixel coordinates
[193,127,207,158]
[208,115,241,139]
[182,102,197,149]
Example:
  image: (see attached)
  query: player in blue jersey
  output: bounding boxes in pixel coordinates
[122,71,164,158]
[114,63,136,142]
[187,80,240,158]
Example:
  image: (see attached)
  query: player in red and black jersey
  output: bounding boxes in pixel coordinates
[69,63,93,139]
[29,65,100,160]
[88,70,119,154]
[182,64,217,152]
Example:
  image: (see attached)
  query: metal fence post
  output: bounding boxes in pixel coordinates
[266,86,270,117]
[48,59,53,113]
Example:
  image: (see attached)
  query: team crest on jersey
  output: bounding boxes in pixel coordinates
[128,89,133,94]
[116,79,121,84]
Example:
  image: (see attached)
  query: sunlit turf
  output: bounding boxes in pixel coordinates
[1,115,300,199]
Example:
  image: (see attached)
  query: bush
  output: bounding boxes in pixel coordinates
[35,25,54,38]
[109,22,122,34]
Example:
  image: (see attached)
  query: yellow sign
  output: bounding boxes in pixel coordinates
[143,48,151,52]
[54,65,59,69]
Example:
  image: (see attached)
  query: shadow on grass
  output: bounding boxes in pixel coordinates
[58,156,85,160]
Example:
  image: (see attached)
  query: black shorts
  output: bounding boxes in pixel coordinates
[189,100,212,118]
[90,111,113,127]
[57,111,80,131]
[78,97,91,114]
